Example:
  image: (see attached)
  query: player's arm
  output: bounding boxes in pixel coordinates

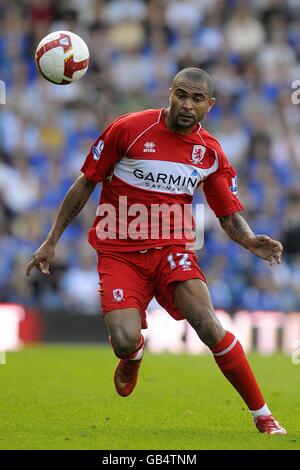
[27,116,128,277]
[218,212,283,265]
[26,174,96,277]
[203,145,282,266]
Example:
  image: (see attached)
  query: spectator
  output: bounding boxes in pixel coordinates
[0,0,299,315]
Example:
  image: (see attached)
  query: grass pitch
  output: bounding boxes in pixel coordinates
[0,345,299,450]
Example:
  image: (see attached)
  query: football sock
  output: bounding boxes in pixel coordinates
[250,403,271,419]
[211,331,270,414]
[109,334,144,361]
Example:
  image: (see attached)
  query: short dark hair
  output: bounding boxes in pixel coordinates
[172,67,214,98]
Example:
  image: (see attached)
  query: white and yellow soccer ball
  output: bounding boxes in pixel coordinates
[35,31,89,85]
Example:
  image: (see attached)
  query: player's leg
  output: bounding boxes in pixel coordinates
[97,251,153,397]
[174,278,286,434]
[105,308,142,356]
[104,308,145,397]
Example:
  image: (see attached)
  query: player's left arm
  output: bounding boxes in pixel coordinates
[218,212,283,265]
[202,145,282,266]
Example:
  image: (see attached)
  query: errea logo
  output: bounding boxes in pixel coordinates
[143,142,156,153]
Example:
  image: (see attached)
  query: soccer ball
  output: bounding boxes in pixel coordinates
[35,31,89,85]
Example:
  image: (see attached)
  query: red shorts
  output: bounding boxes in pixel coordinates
[97,245,206,329]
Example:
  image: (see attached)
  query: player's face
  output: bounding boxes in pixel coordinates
[167,80,215,133]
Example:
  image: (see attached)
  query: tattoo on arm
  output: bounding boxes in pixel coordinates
[62,198,89,228]
[47,175,96,244]
[218,212,254,249]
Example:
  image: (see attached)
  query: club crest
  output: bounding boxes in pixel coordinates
[113,289,124,302]
[191,145,206,164]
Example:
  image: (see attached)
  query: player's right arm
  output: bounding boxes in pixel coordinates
[26,174,96,276]
[26,116,129,277]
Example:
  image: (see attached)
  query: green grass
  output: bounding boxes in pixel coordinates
[0,345,299,450]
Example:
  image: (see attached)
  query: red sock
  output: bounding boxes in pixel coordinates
[211,331,265,410]
[109,335,144,360]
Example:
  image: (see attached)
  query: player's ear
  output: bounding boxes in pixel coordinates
[168,87,172,101]
[207,97,216,112]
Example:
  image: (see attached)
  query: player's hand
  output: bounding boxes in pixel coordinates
[26,241,56,277]
[247,235,283,265]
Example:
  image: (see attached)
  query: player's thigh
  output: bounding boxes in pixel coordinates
[174,278,213,314]
[174,278,224,343]
[97,251,153,329]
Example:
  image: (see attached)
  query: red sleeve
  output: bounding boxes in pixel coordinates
[203,148,244,217]
[81,116,129,183]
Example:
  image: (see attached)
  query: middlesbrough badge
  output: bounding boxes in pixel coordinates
[113,289,124,302]
[191,145,206,164]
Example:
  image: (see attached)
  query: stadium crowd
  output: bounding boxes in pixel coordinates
[1,0,300,315]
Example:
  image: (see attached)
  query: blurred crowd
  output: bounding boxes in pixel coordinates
[1,0,300,315]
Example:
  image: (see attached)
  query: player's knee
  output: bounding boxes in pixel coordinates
[110,328,140,357]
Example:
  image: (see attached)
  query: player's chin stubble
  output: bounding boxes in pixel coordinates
[167,108,196,131]
[175,115,196,130]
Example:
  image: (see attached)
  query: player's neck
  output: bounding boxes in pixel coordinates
[163,109,196,135]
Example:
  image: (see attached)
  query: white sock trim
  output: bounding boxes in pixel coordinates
[250,404,272,419]
[131,346,144,361]
[213,337,238,357]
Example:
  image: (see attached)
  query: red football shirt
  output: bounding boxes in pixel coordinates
[81,108,244,252]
